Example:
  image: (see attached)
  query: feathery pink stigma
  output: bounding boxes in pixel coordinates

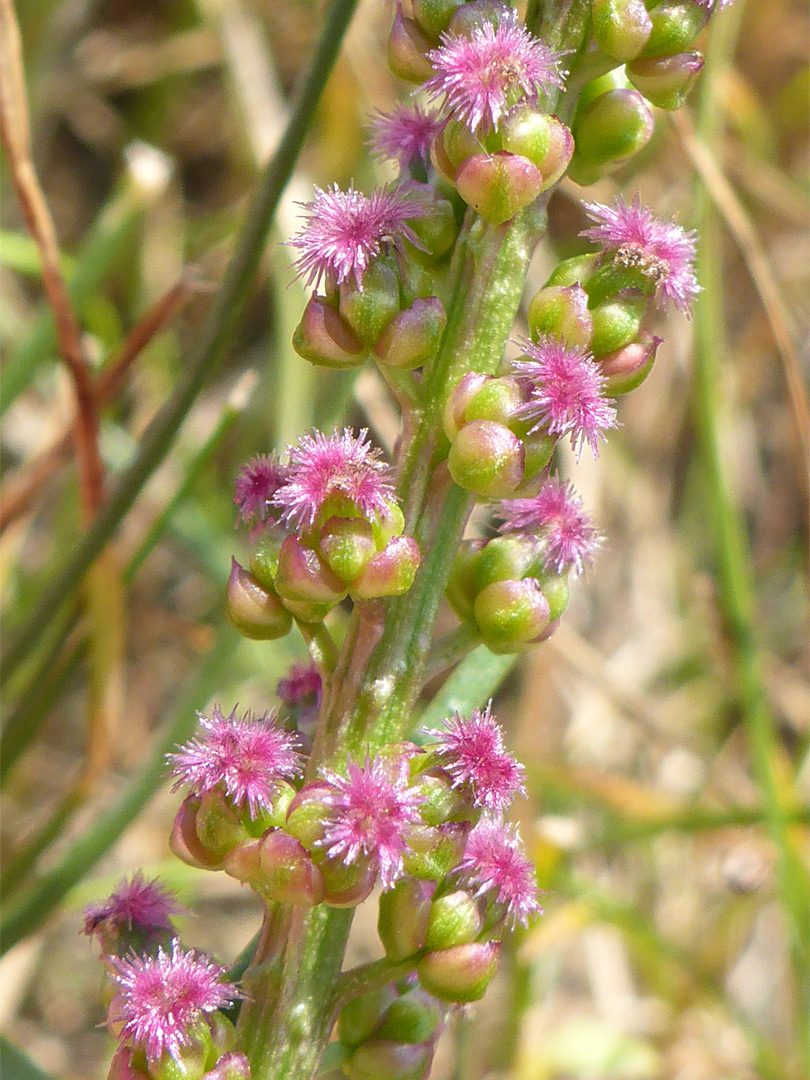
[425,704,525,812]
[233,453,286,526]
[109,941,237,1064]
[513,337,617,458]
[581,195,699,314]
[498,477,602,576]
[273,428,395,530]
[459,820,541,927]
[168,707,302,818]
[84,872,183,942]
[277,661,322,707]
[320,754,422,890]
[425,11,564,134]
[289,184,423,289]
[369,105,444,170]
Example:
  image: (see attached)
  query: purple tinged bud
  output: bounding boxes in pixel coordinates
[259,829,326,906]
[170,797,225,871]
[628,51,705,111]
[374,297,447,371]
[598,331,662,394]
[275,536,347,604]
[592,0,652,61]
[388,11,435,83]
[374,988,444,1045]
[225,559,292,641]
[461,375,526,428]
[378,877,437,960]
[338,985,399,1046]
[293,295,367,370]
[417,941,501,1003]
[318,516,376,584]
[644,2,709,58]
[202,1053,251,1080]
[411,772,472,826]
[589,295,646,357]
[350,535,421,600]
[455,151,545,225]
[448,420,524,499]
[473,577,551,653]
[500,108,574,189]
[570,89,654,185]
[107,1048,150,1080]
[425,889,483,950]
[471,535,542,593]
[195,789,248,859]
[320,852,379,907]
[403,822,468,881]
[339,261,401,347]
[221,837,264,885]
[345,1041,434,1080]
[527,283,594,347]
[443,372,490,441]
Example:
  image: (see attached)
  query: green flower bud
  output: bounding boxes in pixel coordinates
[339,261,401,347]
[403,822,468,880]
[318,516,376,584]
[151,1031,209,1080]
[538,573,570,621]
[627,51,704,111]
[592,0,652,61]
[388,11,435,82]
[527,283,594,347]
[471,535,541,593]
[221,836,264,885]
[293,295,367,369]
[338,985,399,1046]
[473,577,551,653]
[412,0,466,37]
[225,559,292,640]
[206,1012,236,1061]
[570,89,654,186]
[371,501,407,548]
[406,187,458,259]
[425,890,483,950]
[320,851,378,907]
[350,535,421,600]
[196,789,248,858]
[378,877,436,960]
[375,988,444,1044]
[598,331,662,394]
[500,108,574,189]
[170,797,225,871]
[345,1041,433,1080]
[447,0,512,36]
[446,539,486,621]
[444,373,490,441]
[399,260,436,306]
[412,772,472,826]
[512,430,556,493]
[258,829,326,906]
[248,528,283,591]
[275,536,347,604]
[589,294,647,356]
[374,297,447,370]
[462,376,525,428]
[437,119,482,175]
[417,941,501,1003]
[279,598,334,624]
[285,782,332,848]
[448,420,524,499]
[643,2,708,58]
[545,252,598,289]
[455,151,545,225]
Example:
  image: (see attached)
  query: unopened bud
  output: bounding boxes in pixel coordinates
[226,559,292,640]
[436,120,482,176]
[108,1047,150,1080]
[538,573,570,621]
[345,1041,433,1080]
[412,0,466,37]
[545,252,598,289]
[350,535,421,600]
[170,796,225,870]
[417,941,501,1003]
[206,1012,236,1060]
[372,501,407,548]
[221,837,263,885]
[446,539,486,621]
[643,2,708,58]
[598,332,662,394]
[388,11,435,82]
[202,1053,251,1080]
[425,890,483,950]
[448,420,524,499]
[412,772,471,826]
[339,261,401,347]
[592,0,652,61]
[320,851,378,907]
[403,823,468,880]
[248,528,283,592]
[513,430,556,493]
[378,877,437,960]
[275,536,347,604]
[279,598,334,624]
[293,295,367,369]
[589,295,647,356]
[407,187,458,260]
[455,152,545,225]
[461,376,525,428]
[527,283,594,347]
[570,89,654,186]
[374,297,447,370]
[500,108,574,189]
[318,517,376,584]
[447,0,513,36]
[444,373,490,441]
[196,789,247,858]
[259,829,326,906]
[628,51,704,111]
[374,987,444,1045]
[338,985,399,1046]
[285,782,333,849]
[151,1027,210,1080]
[471,535,541,593]
[473,577,551,653]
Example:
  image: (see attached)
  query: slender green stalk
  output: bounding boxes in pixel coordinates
[0,0,361,688]
[334,955,421,1011]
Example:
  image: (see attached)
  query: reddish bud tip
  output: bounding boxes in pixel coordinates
[473,577,551,653]
[388,12,435,83]
[350,535,421,600]
[628,51,705,111]
[527,283,594,347]
[275,536,347,604]
[226,559,292,640]
[448,420,524,499]
[373,297,447,370]
[293,295,367,369]
[378,877,437,960]
[455,151,545,225]
[417,941,501,1003]
[598,332,662,394]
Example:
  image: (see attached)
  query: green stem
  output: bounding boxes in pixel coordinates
[295,620,339,679]
[333,954,420,1011]
[422,622,482,684]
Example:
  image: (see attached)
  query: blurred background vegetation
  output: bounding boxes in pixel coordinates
[0,1,807,1078]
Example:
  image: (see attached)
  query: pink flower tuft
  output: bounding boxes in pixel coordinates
[513,337,617,458]
[289,184,424,289]
[168,707,302,818]
[273,428,395,530]
[425,704,525,812]
[582,195,699,314]
[459,820,541,927]
[109,941,237,1064]
[84,872,183,943]
[425,11,564,134]
[320,754,422,890]
[233,453,286,526]
[277,661,322,707]
[694,0,733,9]
[369,104,444,170]
[498,477,603,576]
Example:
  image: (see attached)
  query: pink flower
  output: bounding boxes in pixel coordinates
[168,707,302,818]
[582,195,699,314]
[694,0,734,9]
[369,104,444,170]
[320,754,422,890]
[84,872,183,944]
[277,661,322,706]
[498,477,603,576]
[273,428,395,530]
[425,705,525,812]
[459,820,541,927]
[425,11,564,134]
[109,941,237,1064]
[289,184,424,289]
[513,337,617,457]
[233,453,286,526]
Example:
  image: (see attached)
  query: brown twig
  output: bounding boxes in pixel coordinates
[0,0,104,518]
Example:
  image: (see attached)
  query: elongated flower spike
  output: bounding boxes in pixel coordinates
[424,704,525,812]
[513,337,618,458]
[424,10,565,134]
[273,428,396,531]
[320,754,422,890]
[233,453,286,526]
[458,819,542,927]
[289,184,425,290]
[83,872,184,947]
[108,941,238,1065]
[498,477,603,577]
[369,104,444,170]
[582,195,699,314]
[168,707,302,819]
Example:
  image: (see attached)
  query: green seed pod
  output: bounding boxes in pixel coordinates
[455,151,545,225]
[258,829,326,906]
[643,2,708,58]
[293,294,367,369]
[444,373,491,441]
[527,283,594,347]
[417,941,501,1003]
[195,789,248,859]
[285,782,333,849]
[569,89,654,186]
[545,253,598,289]
[439,119,486,172]
[150,1027,210,1080]
[412,772,472,826]
[448,420,524,499]
[378,877,437,960]
[374,988,444,1044]
[319,851,378,907]
[407,187,458,259]
[248,527,283,592]
[627,51,704,110]
[589,294,647,356]
[425,890,483,950]
[471,535,542,593]
[225,559,292,641]
[592,0,653,61]
[512,430,556,494]
[538,573,570,622]
[473,577,551,653]
[500,108,574,189]
[372,501,407,549]
[402,823,468,880]
[339,261,401,347]
[598,331,662,394]
[462,376,525,428]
